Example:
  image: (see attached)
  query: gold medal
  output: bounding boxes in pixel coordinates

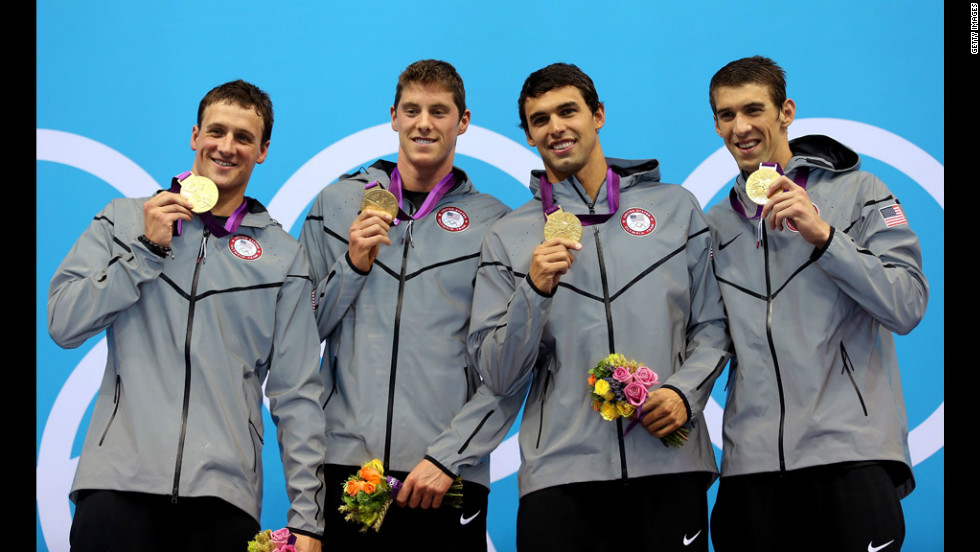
[361,187,400,219]
[543,207,582,242]
[745,167,780,205]
[180,175,219,213]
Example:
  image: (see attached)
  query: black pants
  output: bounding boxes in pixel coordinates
[711,462,905,552]
[70,490,259,552]
[322,463,489,551]
[517,472,712,552]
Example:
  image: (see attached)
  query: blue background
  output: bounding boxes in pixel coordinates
[37,1,943,550]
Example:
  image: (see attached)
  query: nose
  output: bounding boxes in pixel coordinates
[734,113,751,136]
[218,133,236,153]
[548,115,566,136]
[418,110,432,131]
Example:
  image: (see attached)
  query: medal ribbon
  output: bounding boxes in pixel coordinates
[540,167,620,225]
[728,163,810,220]
[387,167,456,226]
[169,171,249,238]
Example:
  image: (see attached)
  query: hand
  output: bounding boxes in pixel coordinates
[396,459,454,509]
[529,238,582,294]
[761,176,831,247]
[640,388,688,438]
[293,534,321,552]
[348,209,393,272]
[142,192,194,247]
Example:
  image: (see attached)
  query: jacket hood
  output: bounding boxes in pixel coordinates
[340,159,474,197]
[787,134,860,173]
[528,157,660,196]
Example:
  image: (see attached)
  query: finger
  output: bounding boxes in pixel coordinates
[395,480,412,506]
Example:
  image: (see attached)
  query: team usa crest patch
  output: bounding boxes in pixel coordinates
[229,234,262,260]
[878,203,907,227]
[436,206,469,232]
[786,203,819,233]
[621,208,656,236]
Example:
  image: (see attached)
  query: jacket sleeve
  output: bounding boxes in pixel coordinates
[814,174,928,335]
[298,188,369,341]
[467,228,545,401]
[660,200,731,422]
[267,244,328,537]
[48,199,165,349]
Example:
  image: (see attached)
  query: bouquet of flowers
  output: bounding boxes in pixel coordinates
[247,528,296,552]
[587,353,689,448]
[338,459,464,533]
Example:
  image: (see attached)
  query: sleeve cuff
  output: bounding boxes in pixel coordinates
[286,527,322,540]
[662,384,692,422]
[809,226,835,261]
[525,273,557,298]
[345,251,371,275]
[424,455,457,479]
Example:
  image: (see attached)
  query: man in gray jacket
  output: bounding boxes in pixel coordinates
[48,80,326,552]
[469,63,729,551]
[299,59,517,550]
[705,56,928,552]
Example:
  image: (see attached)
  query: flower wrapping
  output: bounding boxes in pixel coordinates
[587,353,689,448]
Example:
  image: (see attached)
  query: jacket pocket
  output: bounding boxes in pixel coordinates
[840,341,868,416]
[98,375,122,446]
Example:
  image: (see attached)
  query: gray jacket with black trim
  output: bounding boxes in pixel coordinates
[48,196,327,536]
[299,160,520,489]
[468,158,730,497]
[704,135,928,498]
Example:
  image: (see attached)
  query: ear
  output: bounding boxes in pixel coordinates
[713,114,722,137]
[456,109,471,136]
[390,105,398,131]
[592,103,606,132]
[780,98,796,129]
[256,140,270,165]
[525,130,535,148]
[190,125,200,151]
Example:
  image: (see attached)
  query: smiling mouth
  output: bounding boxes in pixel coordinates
[550,139,575,152]
[212,158,236,167]
[413,138,436,145]
[735,140,760,151]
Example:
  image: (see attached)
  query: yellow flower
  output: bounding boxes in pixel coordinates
[363,459,385,476]
[594,379,610,396]
[600,401,620,421]
[617,401,636,418]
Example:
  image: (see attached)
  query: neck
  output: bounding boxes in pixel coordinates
[396,159,453,193]
[211,191,246,217]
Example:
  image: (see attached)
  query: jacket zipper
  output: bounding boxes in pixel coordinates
[762,226,788,472]
[383,219,413,469]
[840,342,868,416]
[98,374,122,446]
[172,227,209,502]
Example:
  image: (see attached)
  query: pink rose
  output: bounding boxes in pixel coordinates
[632,366,659,387]
[275,545,296,552]
[270,529,293,546]
[612,366,633,383]
[624,381,649,407]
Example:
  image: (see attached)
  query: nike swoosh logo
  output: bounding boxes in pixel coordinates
[460,510,482,525]
[718,233,742,251]
[868,539,895,552]
[683,530,702,546]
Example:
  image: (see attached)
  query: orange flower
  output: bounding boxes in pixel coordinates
[362,481,377,494]
[346,480,364,497]
[359,465,382,485]
[588,374,597,386]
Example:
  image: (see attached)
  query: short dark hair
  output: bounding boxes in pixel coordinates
[197,80,274,144]
[393,60,466,118]
[709,56,787,114]
[518,63,601,132]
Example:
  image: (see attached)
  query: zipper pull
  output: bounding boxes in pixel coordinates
[198,228,210,264]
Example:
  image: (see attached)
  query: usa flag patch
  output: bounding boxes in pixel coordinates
[878,204,907,227]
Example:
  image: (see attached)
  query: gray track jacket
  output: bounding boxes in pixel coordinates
[299,160,521,488]
[48,196,327,535]
[705,135,927,498]
[469,158,730,497]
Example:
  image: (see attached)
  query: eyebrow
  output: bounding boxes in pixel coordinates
[527,101,580,122]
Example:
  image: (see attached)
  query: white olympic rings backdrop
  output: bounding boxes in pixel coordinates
[37,117,942,551]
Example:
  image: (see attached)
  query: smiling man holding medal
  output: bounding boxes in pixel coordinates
[705,56,929,552]
[298,59,515,550]
[47,80,327,552]
[468,62,730,551]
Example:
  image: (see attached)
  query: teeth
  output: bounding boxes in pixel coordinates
[214,159,234,167]
[551,140,574,151]
[414,138,435,144]
[737,140,759,150]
